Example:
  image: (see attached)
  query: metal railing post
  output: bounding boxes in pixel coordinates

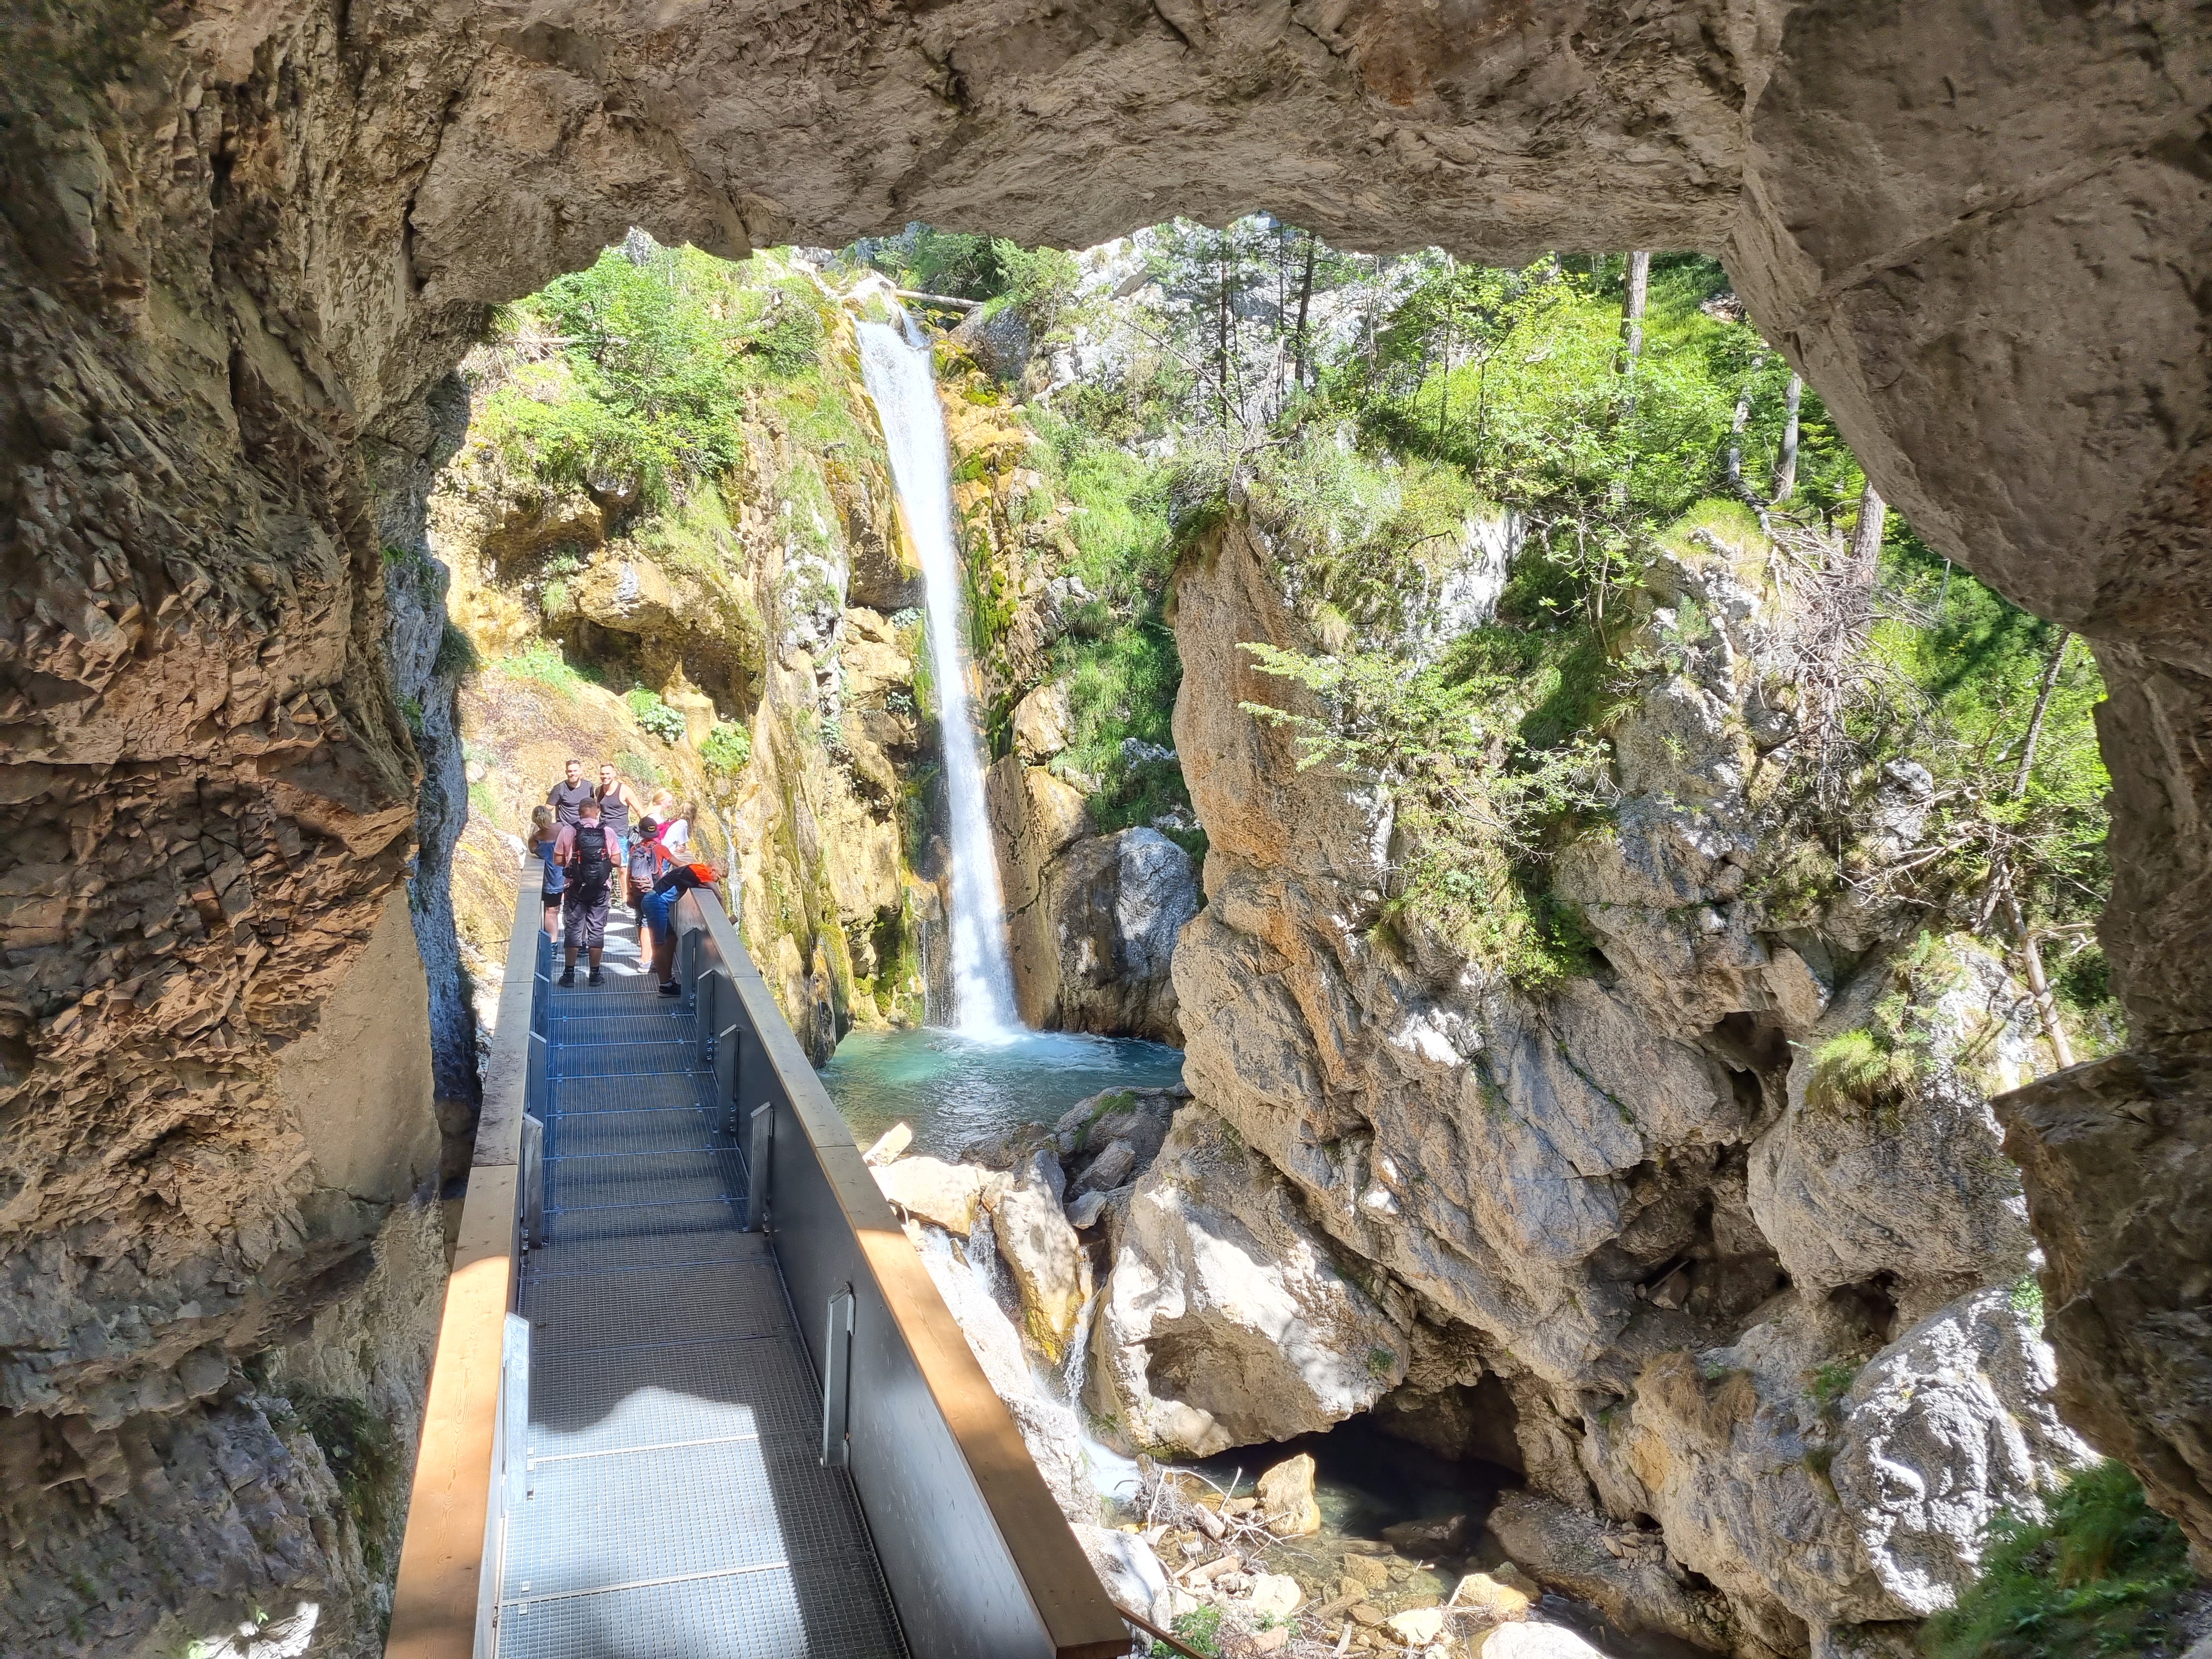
[821,1285,855,1469]
[519,1114,545,1250]
[745,1103,772,1232]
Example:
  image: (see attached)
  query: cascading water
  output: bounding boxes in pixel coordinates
[857,318,1022,1039]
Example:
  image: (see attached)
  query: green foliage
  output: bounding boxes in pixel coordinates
[616,748,667,787]
[476,243,839,510]
[625,685,689,744]
[399,695,425,739]
[856,225,1078,330]
[702,720,753,777]
[1240,641,1612,985]
[468,780,499,822]
[1805,1028,1923,1122]
[291,1392,403,1574]
[1923,1462,2194,1659]
[2011,1274,2046,1331]
[1153,1605,1224,1659]
[436,620,481,678]
[1807,1361,1859,1412]
[500,639,590,694]
[1027,412,1199,843]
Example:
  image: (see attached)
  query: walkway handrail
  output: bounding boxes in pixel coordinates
[382,866,1130,1659]
[672,888,1130,1659]
[386,863,540,1659]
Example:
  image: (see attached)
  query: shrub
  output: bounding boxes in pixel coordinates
[1153,1605,1222,1659]
[500,639,588,693]
[1922,1460,2194,1658]
[1804,1028,1923,1120]
[436,620,481,678]
[625,685,689,744]
[702,721,752,777]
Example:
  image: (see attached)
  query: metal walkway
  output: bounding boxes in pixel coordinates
[499,910,908,1659]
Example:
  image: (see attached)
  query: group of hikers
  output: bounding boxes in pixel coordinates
[528,759,721,995]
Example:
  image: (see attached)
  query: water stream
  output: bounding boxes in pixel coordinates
[856,318,1021,1038]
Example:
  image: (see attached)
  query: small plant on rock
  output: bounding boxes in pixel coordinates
[702,721,752,777]
[626,685,689,744]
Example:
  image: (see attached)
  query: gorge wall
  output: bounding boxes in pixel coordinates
[2,2,2208,1653]
[1107,509,2087,1657]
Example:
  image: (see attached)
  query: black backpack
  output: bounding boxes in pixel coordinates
[571,823,614,901]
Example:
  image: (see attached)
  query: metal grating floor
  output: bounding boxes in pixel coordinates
[503,910,906,1659]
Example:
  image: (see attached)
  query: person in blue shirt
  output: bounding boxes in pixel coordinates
[527,805,565,940]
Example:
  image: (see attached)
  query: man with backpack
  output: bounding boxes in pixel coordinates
[554,794,619,987]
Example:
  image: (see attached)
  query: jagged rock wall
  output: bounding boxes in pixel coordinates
[1153,514,2088,1655]
[2,1,2208,1650]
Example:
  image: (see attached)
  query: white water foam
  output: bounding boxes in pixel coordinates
[856,319,1022,1039]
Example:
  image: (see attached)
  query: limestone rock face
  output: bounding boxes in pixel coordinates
[1999,1049,2212,1571]
[1012,680,1072,763]
[1042,828,1199,1044]
[1749,940,2041,1316]
[1583,1287,2090,1646]
[1147,514,2092,1650]
[992,1149,1091,1361]
[994,755,1196,1041]
[1088,1105,1413,1458]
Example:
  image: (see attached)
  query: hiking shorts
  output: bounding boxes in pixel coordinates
[562,887,611,950]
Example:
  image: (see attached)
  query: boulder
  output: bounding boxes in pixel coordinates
[1575,1285,2091,1644]
[1750,939,2039,1311]
[862,1121,912,1165]
[1449,1572,1532,1626]
[1012,681,1072,762]
[872,1156,1001,1236]
[1075,1522,1173,1629]
[1256,1453,1322,1536]
[1054,1085,1184,1188]
[1066,1190,1110,1231]
[1383,1514,1469,1558]
[1246,1572,1304,1621]
[1046,828,1200,1043]
[1088,1105,1412,1457]
[992,1149,1090,1360]
[1386,1607,1447,1646]
[907,1222,1090,1522]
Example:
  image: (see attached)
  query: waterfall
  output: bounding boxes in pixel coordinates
[857,319,1022,1039]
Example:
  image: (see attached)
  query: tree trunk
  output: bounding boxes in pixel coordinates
[1771,374,1803,503]
[1217,229,1231,431]
[1847,479,1886,580]
[1839,477,1887,640]
[2000,872,2078,1069]
[2012,629,2072,797]
[1435,261,1455,442]
[1291,231,1317,391]
[1617,251,1650,373]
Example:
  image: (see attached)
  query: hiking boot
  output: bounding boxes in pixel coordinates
[658,980,681,998]
[587,967,603,988]
[557,968,576,988]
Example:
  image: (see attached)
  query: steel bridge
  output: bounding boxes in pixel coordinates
[382,867,1128,1659]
